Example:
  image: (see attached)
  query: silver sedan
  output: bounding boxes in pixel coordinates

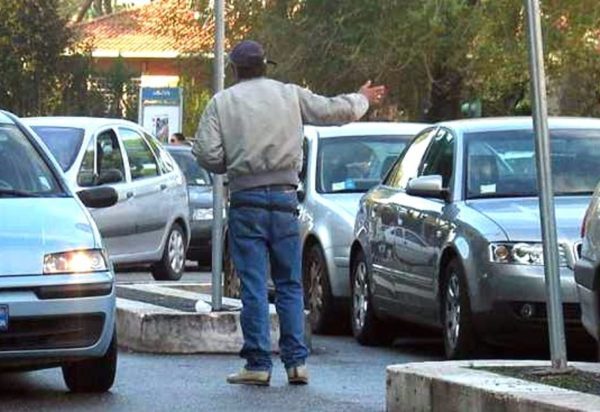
[352,117,599,358]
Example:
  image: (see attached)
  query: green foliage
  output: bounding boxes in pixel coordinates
[178,57,212,137]
[235,0,600,120]
[0,0,72,116]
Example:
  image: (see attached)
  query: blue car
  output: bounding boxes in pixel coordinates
[0,110,118,392]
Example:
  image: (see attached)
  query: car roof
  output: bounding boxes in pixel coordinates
[22,116,142,132]
[305,122,429,139]
[438,116,600,134]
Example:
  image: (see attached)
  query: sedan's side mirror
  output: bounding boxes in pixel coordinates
[406,175,449,201]
[77,186,118,209]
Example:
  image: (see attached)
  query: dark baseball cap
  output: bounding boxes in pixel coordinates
[228,40,276,68]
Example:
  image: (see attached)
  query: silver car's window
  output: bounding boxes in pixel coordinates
[418,129,455,188]
[385,129,434,190]
[80,129,127,187]
[0,123,62,196]
[466,128,600,198]
[145,132,175,174]
[31,126,84,171]
[317,135,410,193]
[120,128,160,180]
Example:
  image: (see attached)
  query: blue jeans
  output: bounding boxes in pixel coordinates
[228,187,309,372]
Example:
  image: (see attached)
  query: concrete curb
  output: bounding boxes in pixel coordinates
[386,360,600,412]
[116,284,312,354]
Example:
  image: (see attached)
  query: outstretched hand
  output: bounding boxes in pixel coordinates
[359,80,386,106]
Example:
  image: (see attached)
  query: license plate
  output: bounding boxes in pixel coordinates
[0,305,8,331]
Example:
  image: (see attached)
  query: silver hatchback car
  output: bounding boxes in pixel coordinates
[352,117,599,358]
[23,117,190,280]
[0,110,117,392]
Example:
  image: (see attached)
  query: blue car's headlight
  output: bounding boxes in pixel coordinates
[490,242,568,266]
[43,249,108,275]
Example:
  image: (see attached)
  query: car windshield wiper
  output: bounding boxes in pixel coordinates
[0,188,44,198]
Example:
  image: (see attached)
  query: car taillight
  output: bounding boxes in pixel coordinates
[582,205,592,238]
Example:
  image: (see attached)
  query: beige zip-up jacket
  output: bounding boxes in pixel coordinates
[193,77,369,192]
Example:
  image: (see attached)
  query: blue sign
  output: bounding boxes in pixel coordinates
[141,87,181,105]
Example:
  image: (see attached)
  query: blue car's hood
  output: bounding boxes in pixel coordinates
[0,198,97,276]
[468,196,590,242]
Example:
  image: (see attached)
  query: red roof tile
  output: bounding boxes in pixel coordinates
[76,0,215,57]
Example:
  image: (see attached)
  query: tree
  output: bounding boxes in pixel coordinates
[0,0,73,116]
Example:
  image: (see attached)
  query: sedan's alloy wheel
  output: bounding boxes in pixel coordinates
[353,261,369,333]
[308,254,324,324]
[168,229,185,274]
[445,272,461,352]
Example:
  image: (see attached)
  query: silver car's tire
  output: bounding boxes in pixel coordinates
[303,244,336,334]
[441,258,476,359]
[152,223,186,281]
[351,250,393,346]
[62,330,117,393]
[223,243,241,298]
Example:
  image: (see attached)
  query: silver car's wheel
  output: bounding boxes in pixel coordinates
[441,258,476,359]
[168,229,185,274]
[303,244,336,334]
[353,260,369,333]
[151,223,185,281]
[351,249,393,346]
[444,273,461,351]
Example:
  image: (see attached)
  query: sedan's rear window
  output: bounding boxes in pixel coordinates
[465,129,600,199]
[31,126,84,171]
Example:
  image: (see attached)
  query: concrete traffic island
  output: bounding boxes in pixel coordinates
[386,360,600,412]
[116,283,311,354]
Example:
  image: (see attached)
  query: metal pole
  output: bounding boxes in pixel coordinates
[211,0,225,311]
[524,0,567,369]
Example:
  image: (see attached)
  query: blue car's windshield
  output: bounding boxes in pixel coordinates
[31,126,84,171]
[317,135,410,194]
[466,129,600,199]
[0,123,63,197]
[168,150,212,186]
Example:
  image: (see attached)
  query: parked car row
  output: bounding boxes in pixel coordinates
[223,116,600,359]
[5,105,600,387]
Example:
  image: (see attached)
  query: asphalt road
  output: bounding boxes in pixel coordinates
[0,335,443,412]
[2,267,592,411]
[0,266,444,412]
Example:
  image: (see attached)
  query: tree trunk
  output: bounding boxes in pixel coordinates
[103,0,113,14]
[75,0,94,22]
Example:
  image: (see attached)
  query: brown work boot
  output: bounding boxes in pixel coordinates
[226,368,271,386]
[286,365,309,385]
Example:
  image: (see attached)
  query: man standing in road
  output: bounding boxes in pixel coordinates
[193,40,385,387]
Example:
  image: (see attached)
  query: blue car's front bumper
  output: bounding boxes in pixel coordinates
[0,272,115,368]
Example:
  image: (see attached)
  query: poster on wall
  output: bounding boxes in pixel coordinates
[139,87,183,143]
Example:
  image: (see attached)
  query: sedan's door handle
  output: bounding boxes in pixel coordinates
[160,183,168,191]
[126,191,134,199]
